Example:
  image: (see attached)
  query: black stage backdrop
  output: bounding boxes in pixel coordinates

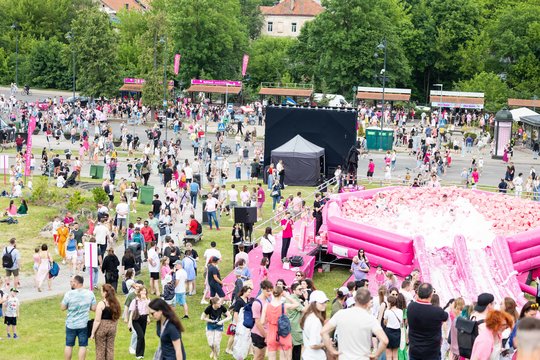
[264,106,357,177]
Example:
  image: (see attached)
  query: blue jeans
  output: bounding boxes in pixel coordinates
[272,196,281,210]
[92,267,99,288]
[66,326,88,347]
[207,211,219,229]
[190,192,198,208]
[236,167,241,179]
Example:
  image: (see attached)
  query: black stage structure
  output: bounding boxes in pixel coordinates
[264,106,357,178]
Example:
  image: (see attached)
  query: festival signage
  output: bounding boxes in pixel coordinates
[174,54,181,75]
[123,78,145,84]
[24,116,37,176]
[191,79,242,87]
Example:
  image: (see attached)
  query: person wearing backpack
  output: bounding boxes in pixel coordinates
[249,280,274,360]
[2,238,20,290]
[407,283,449,360]
[470,310,515,360]
[260,284,301,360]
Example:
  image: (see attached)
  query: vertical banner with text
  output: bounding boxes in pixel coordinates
[24,115,37,176]
[174,54,181,75]
[242,54,249,77]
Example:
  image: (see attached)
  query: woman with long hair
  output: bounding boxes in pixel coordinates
[470,310,514,360]
[503,297,519,323]
[228,285,252,357]
[149,298,186,360]
[129,286,150,359]
[36,243,52,292]
[508,301,539,351]
[91,284,122,360]
[261,285,301,360]
[383,295,403,360]
[300,290,329,360]
[449,298,466,360]
[260,226,275,267]
[17,199,28,215]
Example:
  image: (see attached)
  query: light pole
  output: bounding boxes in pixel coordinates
[160,37,168,143]
[65,32,76,107]
[11,23,20,86]
[434,83,443,123]
[375,38,387,151]
[124,188,135,249]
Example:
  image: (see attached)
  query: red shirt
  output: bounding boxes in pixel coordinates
[140,226,155,243]
[281,218,293,238]
[189,219,198,234]
[257,187,265,203]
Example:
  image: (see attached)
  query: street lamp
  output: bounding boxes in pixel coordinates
[374,38,387,151]
[434,83,443,123]
[124,188,135,249]
[11,23,20,87]
[160,37,168,143]
[65,32,76,109]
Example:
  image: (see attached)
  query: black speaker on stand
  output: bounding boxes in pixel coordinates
[234,207,257,224]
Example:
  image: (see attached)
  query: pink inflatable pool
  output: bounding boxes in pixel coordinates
[324,187,540,304]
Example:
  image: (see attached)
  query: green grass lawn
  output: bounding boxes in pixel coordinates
[0,180,351,359]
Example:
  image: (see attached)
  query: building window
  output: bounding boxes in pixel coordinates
[291,22,297,33]
[267,22,273,32]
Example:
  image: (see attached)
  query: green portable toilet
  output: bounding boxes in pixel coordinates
[381,128,394,150]
[365,127,379,150]
[140,185,155,204]
[365,127,394,151]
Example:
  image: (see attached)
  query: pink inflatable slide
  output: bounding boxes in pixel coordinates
[325,187,540,303]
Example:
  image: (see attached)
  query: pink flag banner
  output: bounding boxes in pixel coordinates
[174,54,181,75]
[242,54,249,77]
[24,116,37,176]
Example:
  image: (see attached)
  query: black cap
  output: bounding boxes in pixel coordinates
[474,293,495,312]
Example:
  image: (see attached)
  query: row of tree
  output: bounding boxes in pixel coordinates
[0,0,538,111]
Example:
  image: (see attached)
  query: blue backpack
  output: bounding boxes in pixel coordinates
[242,298,262,329]
[49,261,60,277]
[277,303,291,339]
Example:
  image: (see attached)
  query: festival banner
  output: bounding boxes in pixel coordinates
[174,54,181,75]
[191,79,242,87]
[242,54,249,77]
[24,115,37,176]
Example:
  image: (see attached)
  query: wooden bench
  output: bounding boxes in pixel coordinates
[183,234,202,245]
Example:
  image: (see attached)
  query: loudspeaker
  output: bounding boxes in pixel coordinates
[234,207,257,224]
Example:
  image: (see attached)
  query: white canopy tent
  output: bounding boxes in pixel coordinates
[510,107,539,122]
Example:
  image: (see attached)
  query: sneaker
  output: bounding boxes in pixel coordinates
[13,334,18,339]
[225,349,233,355]
[182,315,189,319]
[129,347,136,355]
[7,334,10,339]
[200,300,209,305]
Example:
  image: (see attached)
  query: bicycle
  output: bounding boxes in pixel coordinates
[21,88,31,96]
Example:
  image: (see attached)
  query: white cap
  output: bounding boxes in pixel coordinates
[164,274,172,283]
[309,290,329,304]
[338,286,349,296]
[345,297,355,308]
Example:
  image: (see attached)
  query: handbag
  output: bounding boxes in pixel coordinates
[226,323,236,335]
[271,190,279,197]
[87,319,94,338]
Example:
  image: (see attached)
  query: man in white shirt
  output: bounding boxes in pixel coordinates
[322,288,388,360]
[203,241,222,265]
[228,184,239,210]
[173,260,189,319]
[115,198,129,233]
[184,164,193,183]
[92,220,110,256]
[147,241,161,297]
[204,193,220,230]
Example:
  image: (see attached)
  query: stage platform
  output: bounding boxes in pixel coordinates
[222,232,317,298]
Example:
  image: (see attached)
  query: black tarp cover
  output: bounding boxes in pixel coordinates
[271,135,325,186]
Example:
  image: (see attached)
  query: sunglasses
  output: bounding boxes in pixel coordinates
[531,303,539,310]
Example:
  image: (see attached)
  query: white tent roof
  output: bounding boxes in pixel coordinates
[510,107,539,122]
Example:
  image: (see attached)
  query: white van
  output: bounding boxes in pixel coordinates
[313,93,351,107]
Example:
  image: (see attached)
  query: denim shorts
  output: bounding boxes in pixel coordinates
[66,326,88,347]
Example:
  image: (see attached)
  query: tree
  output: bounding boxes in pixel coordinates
[248,36,297,87]
[115,9,149,77]
[27,39,71,89]
[454,72,510,112]
[290,0,413,96]
[166,0,248,82]
[241,0,264,40]
[70,8,120,97]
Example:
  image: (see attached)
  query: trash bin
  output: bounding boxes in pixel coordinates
[89,165,104,179]
[139,185,155,204]
[365,127,394,151]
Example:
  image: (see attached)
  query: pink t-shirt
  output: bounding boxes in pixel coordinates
[250,295,267,337]
[368,162,375,172]
[281,218,293,238]
[470,327,500,360]
[257,188,265,203]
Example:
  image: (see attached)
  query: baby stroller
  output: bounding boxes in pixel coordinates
[63,170,79,188]
[128,242,142,275]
